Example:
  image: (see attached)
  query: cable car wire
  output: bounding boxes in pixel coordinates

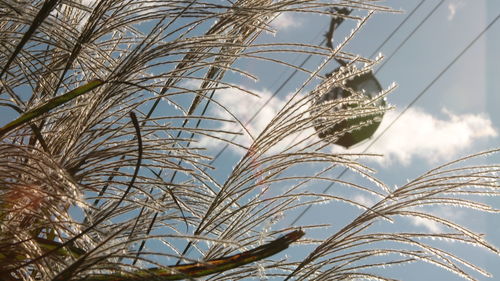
[144,0,439,251]
[290,10,500,226]
[133,0,437,258]
[369,0,425,59]
[143,0,432,260]
[207,1,425,167]
[375,0,444,74]
[132,12,330,261]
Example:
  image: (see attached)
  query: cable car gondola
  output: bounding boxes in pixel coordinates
[312,8,386,148]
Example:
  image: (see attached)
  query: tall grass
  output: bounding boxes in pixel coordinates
[0,0,499,280]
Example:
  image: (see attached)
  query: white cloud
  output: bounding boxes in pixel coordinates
[447,1,466,21]
[343,107,497,166]
[353,194,375,208]
[196,85,287,153]
[198,86,497,166]
[410,216,442,233]
[409,207,467,233]
[195,84,314,156]
[270,13,302,31]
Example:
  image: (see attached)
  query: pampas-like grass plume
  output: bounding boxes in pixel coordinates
[0,0,498,280]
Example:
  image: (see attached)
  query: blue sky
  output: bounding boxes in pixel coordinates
[1,0,498,279]
[198,1,500,280]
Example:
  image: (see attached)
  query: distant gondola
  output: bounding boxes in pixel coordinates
[312,69,385,148]
[312,8,386,148]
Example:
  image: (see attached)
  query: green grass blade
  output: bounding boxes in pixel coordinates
[0,237,86,265]
[82,229,304,280]
[0,80,104,138]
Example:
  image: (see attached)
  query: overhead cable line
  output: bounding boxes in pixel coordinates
[207,1,425,166]
[290,11,500,226]
[131,88,218,265]
[375,0,444,74]
[132,13,331,262]
[369,0,425,59]
[134,0,431,259]
[148,1,428,262]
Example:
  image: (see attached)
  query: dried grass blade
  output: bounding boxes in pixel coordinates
[0,0,60,79]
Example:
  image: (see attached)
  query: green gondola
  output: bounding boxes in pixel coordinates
[312,8,386,148]
[313,70,385,148]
